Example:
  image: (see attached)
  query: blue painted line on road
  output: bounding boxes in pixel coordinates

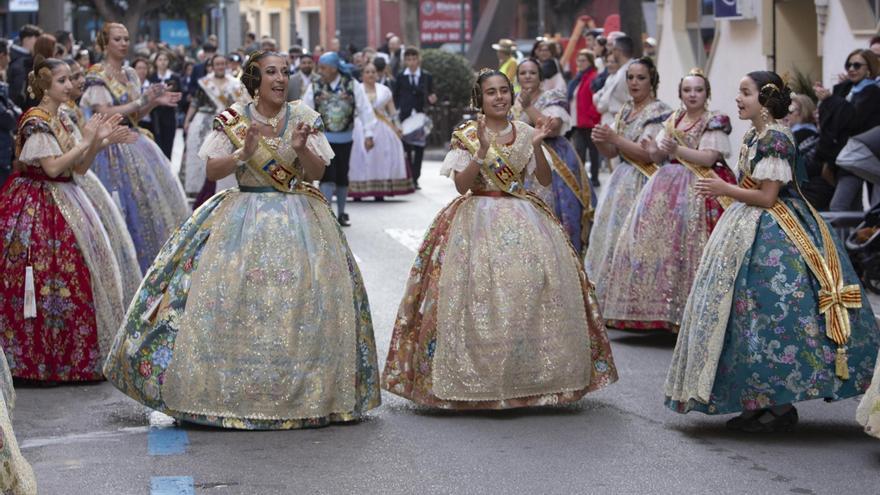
[150,476,194,495]
[147,427,189,456]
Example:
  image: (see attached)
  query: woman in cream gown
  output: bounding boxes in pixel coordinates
[382,70,616,409]
[103,52,380,429]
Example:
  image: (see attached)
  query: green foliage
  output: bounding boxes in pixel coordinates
[785,67,818,102]
[420,49,475,108]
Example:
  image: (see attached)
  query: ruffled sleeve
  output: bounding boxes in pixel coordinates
[698,112,732,157]
[541,105,572,136]
[751,129,795,183]
[440,135,473,177]
[198,129,235,161]
[80,84,114,109]
[19,132,63,164]
[305,132,334,166]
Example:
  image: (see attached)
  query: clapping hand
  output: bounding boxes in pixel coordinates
[476,115,490,153]
[241,124,260,161]
[532,117,553,146]
[657,136,678,155]
[813,82,831,102]
[591,124,616,144]
[695,171,729,197]
[292,122,314,151]
[518,87,537,109]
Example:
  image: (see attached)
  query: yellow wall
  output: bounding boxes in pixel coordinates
[239,0,294,49]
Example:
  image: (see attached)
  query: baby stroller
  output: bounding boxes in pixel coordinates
[838,125,880,293]
[845,202,880,294]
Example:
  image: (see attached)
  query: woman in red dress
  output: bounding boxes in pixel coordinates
[0,56,128,382]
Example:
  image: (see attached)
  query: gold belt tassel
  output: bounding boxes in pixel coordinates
[836,347,850,380]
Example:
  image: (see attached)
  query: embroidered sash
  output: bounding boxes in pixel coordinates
[614,106,659,178]
[452,121,530,199]
[214,104,326,203]
[741,173,861,379]
[665,109,733,208]
[541,141,594,247]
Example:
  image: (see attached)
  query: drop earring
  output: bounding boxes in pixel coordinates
[254,88,260,107]
[761,107,771,124]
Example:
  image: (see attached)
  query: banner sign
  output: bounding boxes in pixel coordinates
[160,20,191,48]
[10,0,39,12]
[419,0,472,44]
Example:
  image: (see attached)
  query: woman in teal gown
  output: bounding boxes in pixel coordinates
[664,71,880,432]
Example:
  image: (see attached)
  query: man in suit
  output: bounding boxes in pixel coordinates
[188,43,217,99]
[393,47,436,189]
[288,54,315,101]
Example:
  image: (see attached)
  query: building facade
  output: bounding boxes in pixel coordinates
[655,0,880,145]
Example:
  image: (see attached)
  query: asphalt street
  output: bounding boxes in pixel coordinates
[9,142,880,494]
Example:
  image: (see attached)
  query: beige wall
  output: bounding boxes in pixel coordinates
[240,0,295,50]
[821,0,878,88]
[656,0,698,106]
[655,0,879,153]
[774,0,820,84]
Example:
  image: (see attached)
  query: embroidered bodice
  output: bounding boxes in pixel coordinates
[441,121,536,192]
[199,101,334,188]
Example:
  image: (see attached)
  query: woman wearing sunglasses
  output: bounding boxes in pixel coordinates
[813,49,880,211]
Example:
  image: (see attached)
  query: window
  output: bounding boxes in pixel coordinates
[686,0,716,67]
[270,13,281,42]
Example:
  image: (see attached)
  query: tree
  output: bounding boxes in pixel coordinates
[71,0,214,47]
[619,0,645,57]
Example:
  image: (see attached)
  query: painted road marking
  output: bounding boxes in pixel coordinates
[150,476,194,495]
[148,427,189,455]
[20,426,149,449]
[384,228,424,253]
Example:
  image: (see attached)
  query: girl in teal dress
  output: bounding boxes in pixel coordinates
[664,71,880,432]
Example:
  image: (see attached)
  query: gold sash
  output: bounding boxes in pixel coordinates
[541,141,594,248]
[614,106,659,178]
[742,174,861,379]
[665,110,733,208]
[214,105,327,203]
[87,64,154,140]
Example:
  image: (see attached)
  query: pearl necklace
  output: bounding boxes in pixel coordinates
[252,103,286,132]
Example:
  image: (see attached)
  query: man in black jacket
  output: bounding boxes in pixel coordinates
[393,47,436,189]
[0,39,19,188]
[8,24,42,109]
[188,43,217,98]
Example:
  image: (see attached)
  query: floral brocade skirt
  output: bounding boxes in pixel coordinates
[382,193,617,409]
[90,135,189,272]
[665,197,880,415]
[0,173,124,381]
[103,187,381,429]
[0,350,36,494]
[585,162,646,304]
[602,163,735,331]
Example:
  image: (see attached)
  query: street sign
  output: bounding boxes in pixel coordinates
[419,0,472,44]
[9,0,38,12]
[160,20,191,48]
[714,0,756,19]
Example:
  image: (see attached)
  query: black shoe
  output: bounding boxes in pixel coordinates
[590,179,600,188]
[374,196,385,202]
[338,216,350,227]
[740,407,798,433]
[414,181,421,190]
[341,213,349,222]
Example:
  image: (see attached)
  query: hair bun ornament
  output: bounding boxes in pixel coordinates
[687,67,705,77]
[761,83,780,95]
[477,67,495,77]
